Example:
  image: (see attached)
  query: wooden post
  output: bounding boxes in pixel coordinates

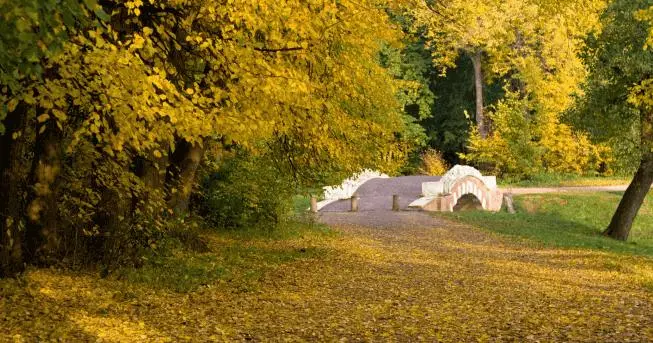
[310,196,318,213]
[350,195,359,212]
[392,194,400,211]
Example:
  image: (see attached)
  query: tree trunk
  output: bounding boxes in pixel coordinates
[135,152,168,197]
[0,103,30,277]
[24,121,65,265]
[470,51,487,138]
[604,153,653,240]
[166,140,205,214]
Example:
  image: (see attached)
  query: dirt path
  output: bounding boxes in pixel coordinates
[504,185,631,194]
[3,212,652,342]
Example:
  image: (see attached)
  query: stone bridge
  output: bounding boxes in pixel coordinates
[408,166,503,212]
[318,166,503,212]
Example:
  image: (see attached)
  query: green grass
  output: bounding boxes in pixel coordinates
[292,189,325,215]
[119,220,335,292]
[293,195,312,215]
[499,173,632,188]
[443,192,653,257]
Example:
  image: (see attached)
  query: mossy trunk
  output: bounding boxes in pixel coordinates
[135,152,169,201]
[604,153,653,240]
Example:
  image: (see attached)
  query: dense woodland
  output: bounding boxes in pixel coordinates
[1,0,653,277]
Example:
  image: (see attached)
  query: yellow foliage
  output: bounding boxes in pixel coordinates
[418,149,450,175]
[538,122,613,175]
[462,91,612,176]
[0,0,417,268]
[411,0,609,177]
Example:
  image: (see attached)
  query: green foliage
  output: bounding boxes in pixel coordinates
[0,0,103,87]
[570,0,653,173]
[445,192,653,257]
[379,40,435,122]
[198,153,295,231]
[423,57,505,163]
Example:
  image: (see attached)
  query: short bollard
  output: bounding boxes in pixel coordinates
[392,194,400,211]
[350,195,359,212]
[503,193,516,214]
[310,196,318,213]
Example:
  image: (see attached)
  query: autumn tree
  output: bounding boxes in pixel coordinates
[577,0,653,240]
[409,0,512,138]
[408,0,609,176]
[0,0,414,277]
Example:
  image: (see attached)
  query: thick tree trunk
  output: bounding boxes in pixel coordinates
[24,122,65,264]
[470,51,487,138]
[135,152,168,196]
[0,104,30,277]
[166,140,205,214]
[604,153,653,240]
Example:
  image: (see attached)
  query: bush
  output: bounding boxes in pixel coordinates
[418,148,450,175]
[462,91,612,178]
[197,153,295,231]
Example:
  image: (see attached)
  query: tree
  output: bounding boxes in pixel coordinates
[0,0,416,277]
[409,0,513,138]
[579,0,653,240]
[408,0,608,176]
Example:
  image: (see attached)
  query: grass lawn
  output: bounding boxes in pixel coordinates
[443,192,653,257]
[499,173,632,188]
[119,220,336,293]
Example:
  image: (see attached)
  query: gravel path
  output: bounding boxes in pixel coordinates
[319,176,440,212]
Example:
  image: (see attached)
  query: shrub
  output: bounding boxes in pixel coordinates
[197,153,295,231]
[418,148,450,175]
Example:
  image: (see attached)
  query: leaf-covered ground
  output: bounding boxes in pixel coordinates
[2,214,653,342]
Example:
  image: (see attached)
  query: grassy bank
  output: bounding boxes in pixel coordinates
[443,192,653,257]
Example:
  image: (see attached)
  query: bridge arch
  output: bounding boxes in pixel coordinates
[410,165,503,212]
[448,175,495,211]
